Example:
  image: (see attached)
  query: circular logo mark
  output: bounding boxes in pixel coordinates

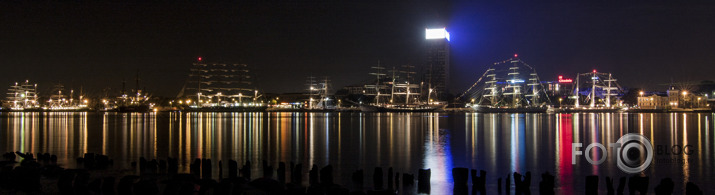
[615,134,653,173]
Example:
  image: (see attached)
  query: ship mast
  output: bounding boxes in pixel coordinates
[136,70,141,104]
[401,64,416,104]
[503,59,522,107]
[574,74,580,108]
[604,73,617,107]
[306,75,317,109]
[573,70,622,108]
[526,71,540,106]
[322,76,329,108]
[482,68,497,106]
[365,60,386,105]
[590,70,596,108]
[196,57,202,106]
[390,67,396,103]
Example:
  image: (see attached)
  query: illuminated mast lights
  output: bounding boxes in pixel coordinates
[526,72,540,105]
[573,69,622,108]
[603,73,618,107]
[6,80,39,109]
[483,68,498,106]
[503,60,522,106]
[591,70,597,108]
[459,55,550,108]
[196,56,202,106]
[364,61,387,105]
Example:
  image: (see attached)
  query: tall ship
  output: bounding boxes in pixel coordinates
[561,70,625,112]
[460,55,551,112]
[177,57,266,112]
[359,62,446,112]
[99,72,154,112]
[115,80,153,112]
[45,83,90,111]
[305,76,335,110]
[3,80,41,111]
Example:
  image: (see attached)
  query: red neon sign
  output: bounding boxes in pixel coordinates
[558,75,573,83]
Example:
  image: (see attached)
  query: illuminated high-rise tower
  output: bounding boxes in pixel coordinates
[425,28,450,98]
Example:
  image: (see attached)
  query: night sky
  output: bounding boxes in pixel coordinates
[2,1,714,97]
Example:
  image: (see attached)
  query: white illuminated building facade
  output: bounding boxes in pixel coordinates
[637,87,708,109]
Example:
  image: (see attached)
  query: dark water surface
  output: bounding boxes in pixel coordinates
[1,112,714,194]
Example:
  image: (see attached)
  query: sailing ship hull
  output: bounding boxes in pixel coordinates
[559,107,623,113]
[183,106,268,112]
[265,108,344,112]
[115,105,151,112]
[1,107,92,112]
[359,104,446,112]
[1,108,44,112]
[44,108,92,112]
[472,106,547,113]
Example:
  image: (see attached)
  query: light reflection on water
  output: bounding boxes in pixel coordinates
[1,112,714,194]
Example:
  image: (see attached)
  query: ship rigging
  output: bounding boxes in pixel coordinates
[459,55,551,112]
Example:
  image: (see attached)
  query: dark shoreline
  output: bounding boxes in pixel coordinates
[1,152,707,195]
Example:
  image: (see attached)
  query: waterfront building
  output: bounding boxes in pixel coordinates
[543,75,575,97]
[264,93,310,109]
[637,94,669,109]
[637,87,708,109]
[667,88,680,108]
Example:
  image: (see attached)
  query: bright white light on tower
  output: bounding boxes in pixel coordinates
[426,28,449,41]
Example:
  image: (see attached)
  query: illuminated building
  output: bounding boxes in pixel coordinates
[667,88,680,108]
[425,28,450,97]
[637,94,669,109]
[637,87,708,109]
[544,75,574,96]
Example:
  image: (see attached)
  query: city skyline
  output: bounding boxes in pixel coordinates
[2,1,715,97]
